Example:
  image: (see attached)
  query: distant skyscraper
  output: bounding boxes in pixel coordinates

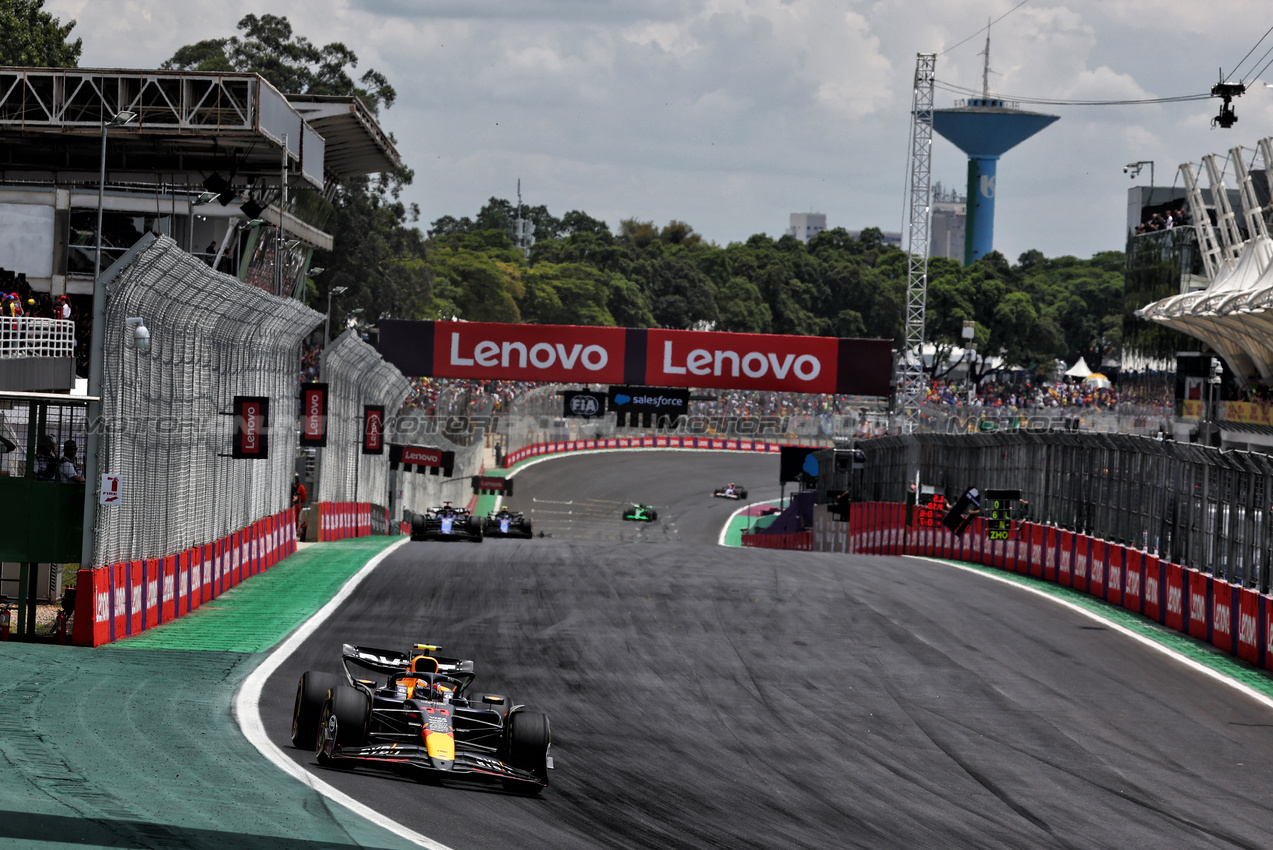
[930,183,966,261]
[789,212,826,243]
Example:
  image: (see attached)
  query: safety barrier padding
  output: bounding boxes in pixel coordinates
[504,436,783,468]
[74,507,318,646]
[317,501,388,542]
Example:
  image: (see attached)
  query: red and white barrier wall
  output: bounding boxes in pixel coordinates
[802,502,1272,672]
[504,435,782,467]
[317,502,387,541]
[742,531,812,551]
[73,509,299,647]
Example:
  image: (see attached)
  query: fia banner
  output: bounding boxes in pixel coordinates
[233,396,269,459]
[563,390,607,419]
[299,383,327,448]
[363,405,385,455]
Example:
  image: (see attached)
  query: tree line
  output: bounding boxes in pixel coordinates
[412,200,1126,380]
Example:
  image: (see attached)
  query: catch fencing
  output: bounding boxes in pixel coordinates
[95,234,322,565]
[857,431,1273,593]
[317,329,411,512]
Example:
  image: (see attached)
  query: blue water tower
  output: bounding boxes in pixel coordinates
[932,98,1058,265]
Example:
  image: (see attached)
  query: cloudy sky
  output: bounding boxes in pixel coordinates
[47,0,1273,261]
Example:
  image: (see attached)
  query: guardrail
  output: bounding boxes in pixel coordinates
[74,509,296,646]
[0,317,76,359]
[857,431,1273,593]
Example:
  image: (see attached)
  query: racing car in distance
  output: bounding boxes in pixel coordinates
[621,503,658,522]
[411,502,483,542]
[291,643,551,794]
[482,506,534,539]
[713,483,748,500]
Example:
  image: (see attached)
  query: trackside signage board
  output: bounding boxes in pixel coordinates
[402,446,443,467]
[646,328,840,393]
[426,320,626,384]
[378,320,893,396]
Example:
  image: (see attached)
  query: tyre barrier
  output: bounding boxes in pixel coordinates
[504,436,783,467]
[72,509,299,647]
[804,501,1273,673]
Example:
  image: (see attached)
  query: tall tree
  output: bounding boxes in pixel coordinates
[0,0,81,66]
[164,15,423,330]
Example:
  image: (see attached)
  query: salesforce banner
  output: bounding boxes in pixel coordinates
[378,320,892,396]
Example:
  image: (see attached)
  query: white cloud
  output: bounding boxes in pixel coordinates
[42,0,1273,260]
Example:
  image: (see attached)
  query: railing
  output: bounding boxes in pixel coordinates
[0,317,75,359]
[857,431,1273,593]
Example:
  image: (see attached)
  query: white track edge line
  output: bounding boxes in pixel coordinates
[717,499,783,547]
[234,537,455,850]
[911,554,1273,713]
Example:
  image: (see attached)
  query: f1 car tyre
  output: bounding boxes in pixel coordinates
[502,710,550,793]
[291,671,340,748]
[468,516,484,542]
[316,685,371,763]
[410,513,426,537]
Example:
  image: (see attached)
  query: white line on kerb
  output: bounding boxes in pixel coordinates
[913,555,1273,713]
[234,538,456,850]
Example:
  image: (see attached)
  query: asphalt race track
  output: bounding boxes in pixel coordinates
[261,450,1273,850]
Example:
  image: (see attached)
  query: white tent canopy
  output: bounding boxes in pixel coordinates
[1064,357,1092,378]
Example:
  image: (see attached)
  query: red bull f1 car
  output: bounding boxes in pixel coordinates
[411,503,484,542]
[291,643,551,794]
[482,507,534,539]
[713,483,748,500]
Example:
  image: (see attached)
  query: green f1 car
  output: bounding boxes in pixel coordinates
[621,503,658,522]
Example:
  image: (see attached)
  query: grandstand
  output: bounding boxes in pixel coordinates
[1137,138,1273,452]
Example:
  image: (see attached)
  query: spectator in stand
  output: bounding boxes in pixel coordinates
[59,440,85,483]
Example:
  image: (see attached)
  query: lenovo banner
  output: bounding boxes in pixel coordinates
[378,320,893,396]
[363,405,385,455]
[390,444,455,476]
[472,475,513,495]
[399,320,628,384]
[232,396,269,459]
[299,383,327,448]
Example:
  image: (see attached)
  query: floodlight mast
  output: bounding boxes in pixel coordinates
[898,53,936,435]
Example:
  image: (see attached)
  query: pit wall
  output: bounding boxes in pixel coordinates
[807,503,1272,672]
[72,509,298,647]
[504,436,782,466]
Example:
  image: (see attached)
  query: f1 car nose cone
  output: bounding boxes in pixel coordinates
[430,757,454,771]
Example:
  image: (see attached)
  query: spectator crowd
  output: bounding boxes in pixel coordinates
[1136,207,1190,235]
